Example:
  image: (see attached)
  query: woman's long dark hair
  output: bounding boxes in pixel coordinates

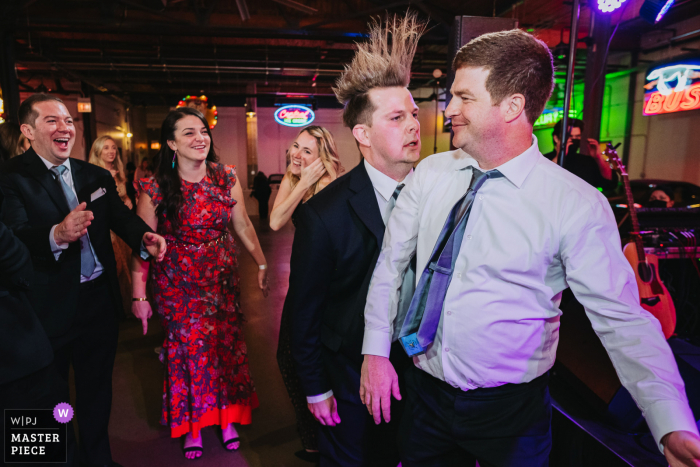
[155,107,219,230]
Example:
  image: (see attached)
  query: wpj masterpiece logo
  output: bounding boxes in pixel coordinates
[4,404,72,463]
[643,57,700,116]
[274,105,315,127]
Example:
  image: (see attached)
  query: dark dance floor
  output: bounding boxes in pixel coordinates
[104,217,310,466]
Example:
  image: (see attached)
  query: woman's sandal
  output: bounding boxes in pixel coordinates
[183,445,203,460]
[223,437,240,451]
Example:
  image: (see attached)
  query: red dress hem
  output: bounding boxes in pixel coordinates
[170,394,260,438]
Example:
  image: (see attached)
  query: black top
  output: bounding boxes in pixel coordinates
[544,150,616,192]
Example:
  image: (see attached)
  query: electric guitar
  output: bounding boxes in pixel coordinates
[606,143,676,339]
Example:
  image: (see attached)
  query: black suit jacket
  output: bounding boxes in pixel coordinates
[0,148,152,338]
[288,162,387,397]
[0,197,53,385]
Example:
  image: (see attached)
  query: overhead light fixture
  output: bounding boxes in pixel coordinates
[640,0,675,23]
[596,0,628,13]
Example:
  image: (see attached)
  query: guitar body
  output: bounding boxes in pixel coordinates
[623,242,677,339]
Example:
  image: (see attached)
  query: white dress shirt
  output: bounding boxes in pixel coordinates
[40,155,104,282]
[364,159,414,224]
[362,135,698,450]
[305,159,413,404]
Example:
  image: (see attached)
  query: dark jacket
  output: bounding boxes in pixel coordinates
[288,163,386,397]
[0,148,152,337]
[0,195,53,385]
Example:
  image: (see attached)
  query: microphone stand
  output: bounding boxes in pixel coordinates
[559,0,581,167]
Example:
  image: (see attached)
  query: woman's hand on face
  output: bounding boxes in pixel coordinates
[300,158,327,188]
[258,269,270,298]
[125,198,133,210]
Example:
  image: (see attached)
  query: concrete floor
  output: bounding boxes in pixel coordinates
[107,217,312,467]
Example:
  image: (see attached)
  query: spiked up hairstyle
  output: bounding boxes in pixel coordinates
[334,12,427,129]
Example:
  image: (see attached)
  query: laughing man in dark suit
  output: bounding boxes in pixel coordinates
[0,94,167,467]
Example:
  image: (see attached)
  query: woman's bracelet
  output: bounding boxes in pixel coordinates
[132,297,148,302]
[259,264,267,270]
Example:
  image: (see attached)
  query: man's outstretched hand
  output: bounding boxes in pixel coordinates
[663,430,700,466]
[54,203,93,245]
[308,396,341,426]
[360,355,401,425]
[142,232,167,262]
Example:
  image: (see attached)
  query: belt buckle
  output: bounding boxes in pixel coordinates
[399,333,425,357]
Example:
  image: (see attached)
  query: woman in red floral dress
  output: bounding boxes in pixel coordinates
[131,107,269,459]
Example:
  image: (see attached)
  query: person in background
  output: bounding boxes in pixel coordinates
[132,107,269,460]
[543,117,583,162]
[125,161,137,209]
[272,125,343,464]
[269,126,342,230]
[89,136,132,209]
[88,136,134,316]
[545,118,616,191]
[251,171,272,219]
[0,93,166,467]
[134,157,152,181]
[0,122,31,163]
[648,185,675,208]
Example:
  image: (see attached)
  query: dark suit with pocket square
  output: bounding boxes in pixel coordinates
[0,148,153,466]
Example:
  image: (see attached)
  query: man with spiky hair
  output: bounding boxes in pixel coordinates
[361,29,700,466]
[287,13,425,467]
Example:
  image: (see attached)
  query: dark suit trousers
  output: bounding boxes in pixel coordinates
[49,277,118,467]
[318,343,408,467]
[399,366,552,467]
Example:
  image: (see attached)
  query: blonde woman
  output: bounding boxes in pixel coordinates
[273,126,343,463]
[88,136,133,315]
[89,136,133,209]
[269,126,343,230]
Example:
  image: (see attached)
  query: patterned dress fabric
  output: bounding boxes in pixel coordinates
[138,163,258,438]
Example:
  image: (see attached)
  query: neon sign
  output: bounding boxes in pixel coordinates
[274,105,315,127]
[644,59,700,116]
[533,108,578,129]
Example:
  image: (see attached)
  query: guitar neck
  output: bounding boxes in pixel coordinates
[621,173,646,262]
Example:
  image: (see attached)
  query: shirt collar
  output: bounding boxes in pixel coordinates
[456,135,542,189]
[364,159,414,201]
[37,153,71,173]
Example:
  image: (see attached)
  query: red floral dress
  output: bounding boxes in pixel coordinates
[138,163,258,439]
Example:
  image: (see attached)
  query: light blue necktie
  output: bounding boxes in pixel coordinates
[51,165,96,277]
[398,168,503,356]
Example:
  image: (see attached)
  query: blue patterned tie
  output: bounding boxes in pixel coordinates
[51,165,96,277]
[398,168,503,356]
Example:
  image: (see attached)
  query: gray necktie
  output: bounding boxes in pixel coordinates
[387,183,405,214]
[51,165,96,276]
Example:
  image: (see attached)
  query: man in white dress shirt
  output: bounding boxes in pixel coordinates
[359,29,700,466]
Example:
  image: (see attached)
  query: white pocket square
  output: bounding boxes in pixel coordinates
[90,187,106,202]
